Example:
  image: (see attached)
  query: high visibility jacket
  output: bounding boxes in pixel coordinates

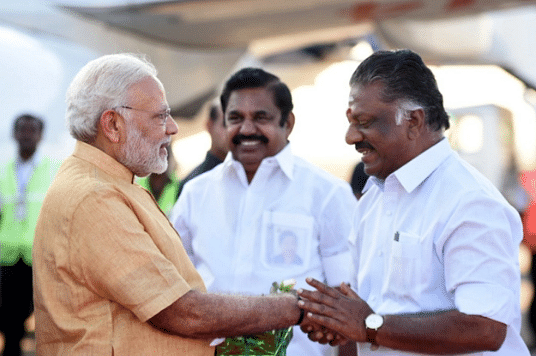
[137,174,180,216]
[0,156,60,266]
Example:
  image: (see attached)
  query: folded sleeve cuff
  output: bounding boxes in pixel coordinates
[455,282,516,325]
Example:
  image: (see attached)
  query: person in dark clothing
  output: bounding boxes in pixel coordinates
[176,102,228,198]
[349,161,368,199]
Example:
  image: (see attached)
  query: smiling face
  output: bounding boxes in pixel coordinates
[345,81,414,180]
[225,87,294,182]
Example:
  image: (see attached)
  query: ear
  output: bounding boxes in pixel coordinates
[284,112,295,138]
[406,108,425,140]
[100,110,123,143]
[206,117,214,134]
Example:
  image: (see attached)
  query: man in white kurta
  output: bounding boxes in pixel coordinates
[296,49,530,355]
[171,68,357,356]
[350,138,528,355]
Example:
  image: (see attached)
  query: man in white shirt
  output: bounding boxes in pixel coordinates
[297,49,530,355]
[170,67,358,356]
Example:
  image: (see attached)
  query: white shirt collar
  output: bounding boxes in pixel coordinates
[365,138,452,193]
[222,142,295,181]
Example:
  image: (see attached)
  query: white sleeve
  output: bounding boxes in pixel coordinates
[169,189,195,263]
[319,182,358,286]
[441,192,523,325]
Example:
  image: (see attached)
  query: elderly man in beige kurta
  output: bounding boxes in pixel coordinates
[33,141,214,355]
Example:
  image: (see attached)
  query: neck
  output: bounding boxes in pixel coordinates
[420,132,444,153]
[210,147,227,161]
[19,149,35,162]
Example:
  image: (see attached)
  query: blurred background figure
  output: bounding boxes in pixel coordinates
[176,101,228,198]
[137,148,180,216]
[349,161,368,200]
[0,114,60,356]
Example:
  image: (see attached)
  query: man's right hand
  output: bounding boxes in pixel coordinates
[297,278,372,344]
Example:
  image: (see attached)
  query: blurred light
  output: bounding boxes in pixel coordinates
[290,60,359,179]
[432,65,536,171]
[349,40,373,61]
[525,88,536,106]
[456,115,483,154]
[172,131,210,177]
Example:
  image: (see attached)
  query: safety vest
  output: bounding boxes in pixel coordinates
[137,174,180,216]
[0,156,60,266]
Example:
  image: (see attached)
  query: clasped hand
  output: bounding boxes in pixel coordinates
[297,277,373,346]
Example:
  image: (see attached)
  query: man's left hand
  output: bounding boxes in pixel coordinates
[297,277,372,344]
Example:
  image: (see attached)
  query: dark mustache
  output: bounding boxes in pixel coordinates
[355,142,374,151]
[232,134,269,145]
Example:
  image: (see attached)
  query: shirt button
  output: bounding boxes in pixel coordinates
[386,210,392,216]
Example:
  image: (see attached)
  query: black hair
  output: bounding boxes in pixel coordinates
[350,49,449,131]
[13,114,45,133]
[220,67,293,127]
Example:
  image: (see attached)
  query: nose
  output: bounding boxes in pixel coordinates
[239,118,256,135]
[166,116,179,136]
[345,125,363,145]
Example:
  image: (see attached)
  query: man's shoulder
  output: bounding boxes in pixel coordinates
[436,154,501,197]
[51,157,129,203]
[292,156,351,188]
[179,162,226,198]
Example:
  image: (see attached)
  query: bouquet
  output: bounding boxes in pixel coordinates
[214,279,297,356]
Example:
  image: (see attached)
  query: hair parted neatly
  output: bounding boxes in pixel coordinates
[350,49,450,131]
[65,53,161,143]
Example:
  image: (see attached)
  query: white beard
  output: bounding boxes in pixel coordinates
[119,124,168,177]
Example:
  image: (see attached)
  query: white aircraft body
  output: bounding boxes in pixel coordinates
[1,0,536,184]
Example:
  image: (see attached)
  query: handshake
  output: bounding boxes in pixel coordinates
[214,278,374,356]
[297,277,374,347]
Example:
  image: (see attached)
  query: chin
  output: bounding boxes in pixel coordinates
[152,161,168,175]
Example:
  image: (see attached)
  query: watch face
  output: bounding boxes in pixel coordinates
[366,314,384,329]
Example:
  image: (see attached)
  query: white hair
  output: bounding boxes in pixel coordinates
[65,53,161,143]
[395,100,423,125]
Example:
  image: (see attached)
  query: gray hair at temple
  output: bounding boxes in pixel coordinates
[350,49,450,131]
[66,53,161,143]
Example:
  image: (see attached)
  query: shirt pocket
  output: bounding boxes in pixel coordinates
[382,231,422,299]
[259,211,314,273]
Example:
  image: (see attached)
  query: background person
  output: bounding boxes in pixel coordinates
[32,53,309,355]
[176,101,228,198]
[0,114,60,356]
[349,161,368,200]
[170,67,358,356]
[298,49,530,355]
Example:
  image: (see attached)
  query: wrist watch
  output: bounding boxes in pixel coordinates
[365,313,384,351]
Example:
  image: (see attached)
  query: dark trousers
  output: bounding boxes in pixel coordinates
[0,260,33,356]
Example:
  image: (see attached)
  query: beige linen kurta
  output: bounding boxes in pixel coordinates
[33,141,213,355]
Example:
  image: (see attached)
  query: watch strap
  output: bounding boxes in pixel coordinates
[366,327,379,350]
